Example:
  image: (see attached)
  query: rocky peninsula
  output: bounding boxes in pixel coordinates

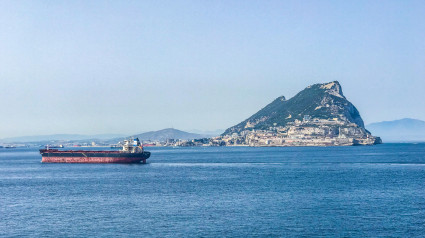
[215,81,381,146]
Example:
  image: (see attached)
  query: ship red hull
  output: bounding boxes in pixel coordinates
[40,149,151,164]
[41,156,147,163]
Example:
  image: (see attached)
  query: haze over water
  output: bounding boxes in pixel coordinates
[1,144,425,237]
[1,1,425,137]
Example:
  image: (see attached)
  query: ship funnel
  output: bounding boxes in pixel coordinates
[133,138,140,146]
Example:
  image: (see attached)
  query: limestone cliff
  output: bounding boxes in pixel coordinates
[222,81,381,146]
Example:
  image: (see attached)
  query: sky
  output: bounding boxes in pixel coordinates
[0,0,424,138]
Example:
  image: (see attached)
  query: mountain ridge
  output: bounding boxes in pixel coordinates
[0,128,209,144]
[367,118,425,142]
[218,81,380,146]
[223,81,365,135]
[131,128,207,142]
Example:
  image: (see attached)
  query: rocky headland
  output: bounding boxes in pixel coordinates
[215,81,381,146]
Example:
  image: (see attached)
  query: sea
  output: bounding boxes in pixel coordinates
[1,143,425,237]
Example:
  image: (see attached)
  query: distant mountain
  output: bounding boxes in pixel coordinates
[188,129,224,137]
[0,129,209,144]
[132,128,206,142]
[0,134,126,143]
[224,81,367,135]
[367,118,425,142]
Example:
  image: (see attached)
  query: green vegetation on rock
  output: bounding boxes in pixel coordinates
[223,81,364,135]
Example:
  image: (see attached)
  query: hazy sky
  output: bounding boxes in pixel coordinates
[1,0,424,137]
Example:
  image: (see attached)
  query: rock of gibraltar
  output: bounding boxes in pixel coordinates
[217,81,381,146]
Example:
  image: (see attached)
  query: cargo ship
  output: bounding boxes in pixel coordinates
[40,138,150,163]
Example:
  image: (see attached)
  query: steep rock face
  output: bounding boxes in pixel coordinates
[223,81,366,135]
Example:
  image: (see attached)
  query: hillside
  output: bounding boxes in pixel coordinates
[132,128,206,142]
[367,118,425,142]
[218,81,380,146]
[224,81,365,135]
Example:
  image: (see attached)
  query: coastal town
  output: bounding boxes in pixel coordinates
[112,116,380,147]
[1,116,381,148]
[166,116,380,147]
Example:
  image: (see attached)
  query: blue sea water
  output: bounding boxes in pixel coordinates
[1,144,425,237]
